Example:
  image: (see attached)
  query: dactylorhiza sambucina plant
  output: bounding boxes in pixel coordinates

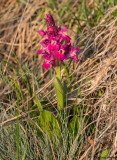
[37,14,80,109]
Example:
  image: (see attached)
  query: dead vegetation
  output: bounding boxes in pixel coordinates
[0,0,117,159]
[69,8,117,158]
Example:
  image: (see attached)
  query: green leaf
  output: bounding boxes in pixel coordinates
[55,77,64,110]
[62,63,70,83]
[55,66,61,80]
[100,149,109,160]
[69,116,80,137]
[99,90,103,97]
[39,110,60,138]
[63,81,67,98]
[22,142,27,160]
[34,93,43,111]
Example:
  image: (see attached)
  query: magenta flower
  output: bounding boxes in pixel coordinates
[37,14,80,70]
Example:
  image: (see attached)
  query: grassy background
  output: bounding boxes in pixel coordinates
[0,0,117,159]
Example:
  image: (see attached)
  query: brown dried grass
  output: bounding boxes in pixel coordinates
[70,7,117,159]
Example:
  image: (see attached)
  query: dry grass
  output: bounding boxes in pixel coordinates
[0,0,117,159]
[68,8,117,158]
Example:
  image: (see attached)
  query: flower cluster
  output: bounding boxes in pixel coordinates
[37,14,80,70]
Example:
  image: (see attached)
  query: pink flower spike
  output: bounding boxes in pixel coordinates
[43,60,50,70]
[75,47,80,52]
[58,26,68,34]
[37,49,44,54]
[55,49,65,60]
[62,35,71,41]
[47,26,54,33]
[37,14,80,69]
[63,25,67,28]
[45,14,55,27]
[69,47,80,61]
[38,30,46,37]
[40,39,50,47]
[70,47,80,55]
[72,55,79,61]
[47,25,58,36]
[48,39,60,51]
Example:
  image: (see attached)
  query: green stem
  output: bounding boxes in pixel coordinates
[55,66,61,80]
[54,66,64,110]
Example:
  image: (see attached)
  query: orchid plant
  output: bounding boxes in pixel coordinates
[37,14,80,110]
[36,14,82,147]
